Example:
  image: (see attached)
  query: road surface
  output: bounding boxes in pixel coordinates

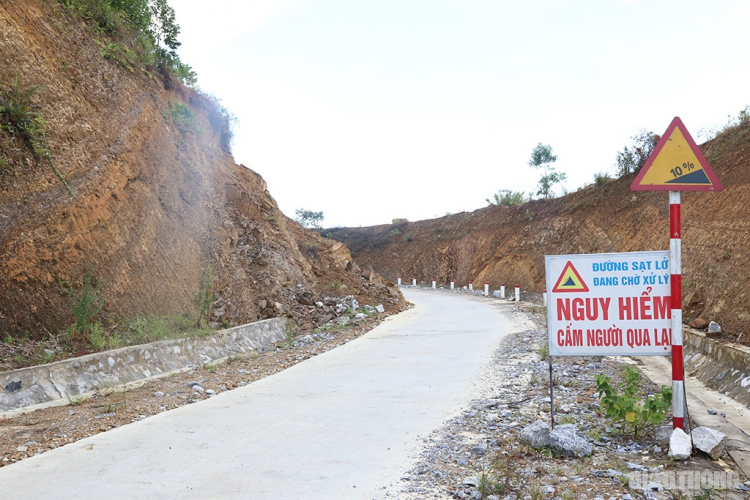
[0,289,527,499]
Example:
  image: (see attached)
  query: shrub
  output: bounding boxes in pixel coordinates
[166,100,199,132]
[486,189,525,206]
[593,172,611,185]
[595,365,672,438]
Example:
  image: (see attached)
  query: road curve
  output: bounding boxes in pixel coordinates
[0,289,528,499]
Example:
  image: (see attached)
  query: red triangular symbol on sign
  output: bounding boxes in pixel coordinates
[552,261,589,293]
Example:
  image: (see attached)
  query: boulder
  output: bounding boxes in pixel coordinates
[668,428,692,460]
[492,290,503,298]
[691,427,727,459]
[707,321,722,335]
[519,420,551,449]
[549,424,592,457]
[688,318,708,329]
[375,304,385,313]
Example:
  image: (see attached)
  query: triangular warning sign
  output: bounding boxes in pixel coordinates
[631,117,723,192]
[552,261,589,293]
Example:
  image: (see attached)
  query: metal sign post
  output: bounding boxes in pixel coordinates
[631,116,723,430]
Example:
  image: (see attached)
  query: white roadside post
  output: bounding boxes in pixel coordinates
[543,288,547,305]
[412,278,417,287]
[484,282,489,296]
[514,284,520,302]
[500,283,505,299]
[468,281,473,291]
[397,276,401,286]
[432,279,436,289]
[450,280,455,290]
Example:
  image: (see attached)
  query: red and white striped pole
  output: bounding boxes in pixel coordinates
[500,283,505,299]
[670,191,685,430]
[432,278,436,289]
[514,284,520,302]
[469,281,473,291]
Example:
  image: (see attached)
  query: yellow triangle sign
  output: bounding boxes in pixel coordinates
[631,117,722,191]
[552,261,589,293]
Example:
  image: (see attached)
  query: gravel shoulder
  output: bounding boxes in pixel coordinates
[394,297,750,500]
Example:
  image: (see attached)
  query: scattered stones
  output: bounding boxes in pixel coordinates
[707,321,722,334]
[153,391,165,397]
[375,304,385,313]
[706,408,717,415]
[667,428,692,460]
[691,426,727,459]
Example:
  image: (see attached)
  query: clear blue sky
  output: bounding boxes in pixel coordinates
[172,0,750,227]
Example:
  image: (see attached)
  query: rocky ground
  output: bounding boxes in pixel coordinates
[0,310,395,468]
[391,298,750,500]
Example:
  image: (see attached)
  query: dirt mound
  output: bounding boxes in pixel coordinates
[0,1,404,339]
[329,121,750,336]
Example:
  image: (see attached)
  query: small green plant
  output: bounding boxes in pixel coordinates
[68,265,106,339]
[403,232,415,242]
[195,261,213,328]
[538,342,549,361]
[595,365,672,438]
[66,392,85,406]
[524,208,533,220]
[0,76,73,194]
[329,280,342,291]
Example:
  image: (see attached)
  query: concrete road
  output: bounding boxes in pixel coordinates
[0,289,528,499]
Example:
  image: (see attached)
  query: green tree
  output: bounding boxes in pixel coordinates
[615,129,659,177]
[295,209,324,229]
[529,143,566,198]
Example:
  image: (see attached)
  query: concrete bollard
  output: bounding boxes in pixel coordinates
[469,281,473,291]
[515,284,520,302]
[484,282,489,296]
[412,278,417,286]
[432,279,436,289]
[450,280,455,290]
[398,276,402,286]
[543,288,547,304]
[500,283,506,299]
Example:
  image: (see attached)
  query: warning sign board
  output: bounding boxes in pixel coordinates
[631,117,723,191]
[545,251,671,356]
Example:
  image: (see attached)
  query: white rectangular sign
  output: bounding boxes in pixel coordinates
[545,251,672,356]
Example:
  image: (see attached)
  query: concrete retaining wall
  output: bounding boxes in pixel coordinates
[0,317,289,413]
[684,328,750,409]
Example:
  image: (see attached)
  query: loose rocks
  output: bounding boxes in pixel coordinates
[549,424,592,457]
[691,426,727,459]
[519,420,551,449]
[668,427,692,460]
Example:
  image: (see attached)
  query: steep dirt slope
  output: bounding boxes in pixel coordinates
[329,122,750,332]
[0,1,403,338]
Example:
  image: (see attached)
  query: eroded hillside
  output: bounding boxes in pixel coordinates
[329,122,750,332]
[0,1,403,339]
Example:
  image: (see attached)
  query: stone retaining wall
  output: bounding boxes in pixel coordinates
[0,318,289,413]
[684,328,750,409]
